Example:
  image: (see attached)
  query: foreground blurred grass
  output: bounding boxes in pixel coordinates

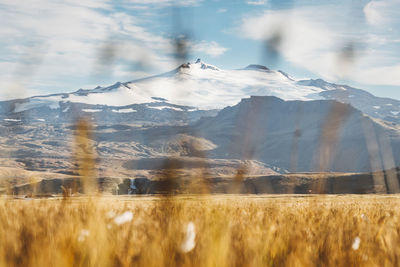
[0,195,400,266]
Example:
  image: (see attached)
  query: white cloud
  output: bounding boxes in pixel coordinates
[363,0,400,26]
[0,1,171,98]
[0,0,225,99]
[190,41,228,57]
[364,1,385,26]
[124,0,202,7]
[240,8,341,79]
[217,8,227,13]
[247,0,267,6]
[239,5,400,87]
[353,64,400,86]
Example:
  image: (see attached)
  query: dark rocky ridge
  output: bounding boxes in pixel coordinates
[11,168,399,195]
[190,96,400,173]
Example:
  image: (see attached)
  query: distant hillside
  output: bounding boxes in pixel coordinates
[191,96,400,173]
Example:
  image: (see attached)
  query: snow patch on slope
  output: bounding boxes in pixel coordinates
[14,96,62,112]
[147,105,184,111]
[82,108,102,113]
[112,108,137,113]
[68,84,153,106]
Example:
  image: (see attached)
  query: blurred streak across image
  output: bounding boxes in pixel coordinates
[1,0,400,266]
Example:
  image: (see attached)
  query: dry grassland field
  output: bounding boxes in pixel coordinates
[1,195,400,267]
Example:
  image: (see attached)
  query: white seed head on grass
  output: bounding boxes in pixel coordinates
[78,229,90,242]
[181,222,196,253]
[352,237,361,250]
[114,211,133,225]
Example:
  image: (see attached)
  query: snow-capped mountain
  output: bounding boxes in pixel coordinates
[1,58,400,125]
[3,59,400,180]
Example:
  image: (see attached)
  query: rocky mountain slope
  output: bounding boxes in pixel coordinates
[189,96,400,173]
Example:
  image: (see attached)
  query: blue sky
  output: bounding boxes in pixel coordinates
[0,0,399,99]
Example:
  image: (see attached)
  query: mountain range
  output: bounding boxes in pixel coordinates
[2,59,400,125]
[1,59,400,194]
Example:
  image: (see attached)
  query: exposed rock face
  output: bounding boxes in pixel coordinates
[191,96,400,173]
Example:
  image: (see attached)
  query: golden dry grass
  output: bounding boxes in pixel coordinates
[1,195,400,266]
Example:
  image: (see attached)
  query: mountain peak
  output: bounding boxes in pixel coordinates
[296,78,332,90]
[244,64,270,71]
[194,58,219,70]
[199,62,219,71]
[178,58,219,71]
